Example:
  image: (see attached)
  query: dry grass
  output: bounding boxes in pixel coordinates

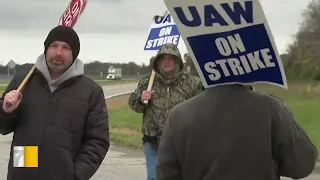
[105,94,130,110]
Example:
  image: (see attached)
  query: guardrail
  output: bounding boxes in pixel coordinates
[104,90,134,100]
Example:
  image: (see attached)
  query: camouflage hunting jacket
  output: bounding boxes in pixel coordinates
[128,72,203,138]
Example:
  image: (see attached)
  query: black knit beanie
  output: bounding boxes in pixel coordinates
[44,25,80,60]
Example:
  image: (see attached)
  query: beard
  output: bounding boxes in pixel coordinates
[47,56,71,73]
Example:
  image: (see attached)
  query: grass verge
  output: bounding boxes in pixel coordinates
[0,86,6,94]
[109,106,143,148]
[109,82,320,154]
[0,81,9,84]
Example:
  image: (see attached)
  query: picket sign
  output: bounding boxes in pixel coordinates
[58,0,88,27]
[15,0,88,93]
[144,11,181,50]
[164,0,288,89]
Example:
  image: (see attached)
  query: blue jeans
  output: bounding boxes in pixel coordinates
[144,142,158,180]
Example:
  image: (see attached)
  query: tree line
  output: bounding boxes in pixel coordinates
[1,61,152,77]
[2,56,187,77]
[282,0,320,81]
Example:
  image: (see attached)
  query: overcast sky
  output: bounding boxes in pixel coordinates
[0,0,311,65]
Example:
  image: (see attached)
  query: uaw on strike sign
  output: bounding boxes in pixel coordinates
[144,11,181,50]
[59,0,87,27]
[164,0,288,89]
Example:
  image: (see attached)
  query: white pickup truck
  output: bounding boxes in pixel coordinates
[106,66,122,80]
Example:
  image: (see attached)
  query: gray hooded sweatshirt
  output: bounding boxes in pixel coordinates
[35,53,84,92]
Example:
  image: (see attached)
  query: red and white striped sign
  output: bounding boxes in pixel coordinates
[58,0,88,27]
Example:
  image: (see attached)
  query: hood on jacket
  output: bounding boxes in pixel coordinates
[152,43,184,74]
[35,53,84,92]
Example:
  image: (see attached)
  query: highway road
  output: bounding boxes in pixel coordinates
[0,83,318,179]
[101,83,137,97]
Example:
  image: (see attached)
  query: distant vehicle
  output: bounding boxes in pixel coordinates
[106,66,122,80]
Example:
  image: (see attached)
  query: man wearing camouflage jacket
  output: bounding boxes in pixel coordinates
[128,43,203,180]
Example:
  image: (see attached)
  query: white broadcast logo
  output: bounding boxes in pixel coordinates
[13,146,24,167]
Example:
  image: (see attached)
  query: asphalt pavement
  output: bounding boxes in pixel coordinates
[101,83,137,98]
[0,83,318,179]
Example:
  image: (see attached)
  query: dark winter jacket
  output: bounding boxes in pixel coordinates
[156,84,318,180]
[0,54,109,180]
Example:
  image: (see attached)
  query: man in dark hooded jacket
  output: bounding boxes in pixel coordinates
[0,25,109,180]
[156,84,318,180]
[129,43,203,180]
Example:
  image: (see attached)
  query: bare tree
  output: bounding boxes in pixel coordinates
[286,0,320,80]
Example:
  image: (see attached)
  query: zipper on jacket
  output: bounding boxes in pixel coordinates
[49,92,54,103]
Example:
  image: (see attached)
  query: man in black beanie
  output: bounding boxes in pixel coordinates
[0,25,110,180]
[43,25,81,80]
